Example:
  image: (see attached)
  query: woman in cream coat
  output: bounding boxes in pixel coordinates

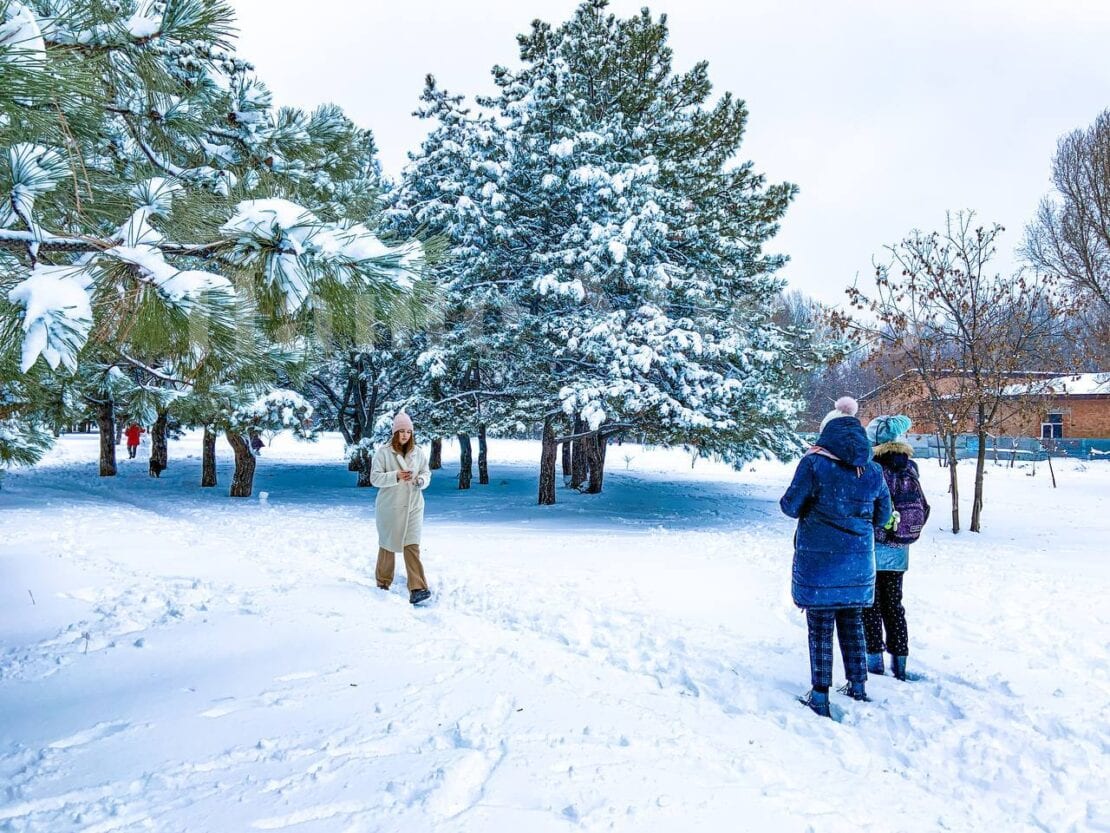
[370,411,432,604]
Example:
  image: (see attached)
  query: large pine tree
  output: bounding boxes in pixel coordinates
[387,0,805,502]
[0,0,431,482]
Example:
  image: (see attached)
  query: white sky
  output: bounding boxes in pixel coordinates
[230,0,1110,306]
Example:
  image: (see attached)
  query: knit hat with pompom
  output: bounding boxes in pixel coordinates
[866,414,912,445]
[819,396,859,431]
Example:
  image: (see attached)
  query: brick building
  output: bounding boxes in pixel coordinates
[858,371,1110,440]
[997,373,1110,440]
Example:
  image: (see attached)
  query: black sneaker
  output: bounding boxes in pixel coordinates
[409,589,431,605]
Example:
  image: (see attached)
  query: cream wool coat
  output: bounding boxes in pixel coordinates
[370,443,431,551]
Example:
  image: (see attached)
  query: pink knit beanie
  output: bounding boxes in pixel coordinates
[392,411,414,433]
[819,396,859,431]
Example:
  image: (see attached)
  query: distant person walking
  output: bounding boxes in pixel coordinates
[124,423,144,459]
[780,397,892,718]
[864,415,930,681]
[370,411,432,605]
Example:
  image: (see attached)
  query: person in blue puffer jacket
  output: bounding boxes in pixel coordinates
[780,396,893,718]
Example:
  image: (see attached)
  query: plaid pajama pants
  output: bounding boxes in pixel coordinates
[806,607,867,688]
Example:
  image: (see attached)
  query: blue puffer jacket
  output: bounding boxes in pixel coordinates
[780,417,893,609]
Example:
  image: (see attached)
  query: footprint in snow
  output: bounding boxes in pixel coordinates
[48,720,132,749]
[200,691,299,718]
[424,697,513,818]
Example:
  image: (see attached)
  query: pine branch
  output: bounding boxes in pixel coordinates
[123,117,187,177]
[0,228,106,253]
[0,229,227,259]
[117,352,190,386]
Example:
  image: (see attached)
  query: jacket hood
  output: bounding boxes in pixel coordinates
[814,417,873,467]
[873,440,914,458]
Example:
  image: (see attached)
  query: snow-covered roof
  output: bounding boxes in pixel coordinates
[1003,372,1110,397]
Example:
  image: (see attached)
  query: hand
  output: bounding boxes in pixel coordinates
[398,470,413,482]
[884,510,901,531]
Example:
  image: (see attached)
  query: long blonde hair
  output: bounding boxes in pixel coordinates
[390,430,415,457]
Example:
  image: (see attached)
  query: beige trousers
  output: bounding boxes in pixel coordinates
[376,545,428,591]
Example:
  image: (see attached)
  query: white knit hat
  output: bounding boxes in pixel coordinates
[819,396,859,431]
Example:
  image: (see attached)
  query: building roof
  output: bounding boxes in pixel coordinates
[1002,372,1110,398]
[858,369,1062,403]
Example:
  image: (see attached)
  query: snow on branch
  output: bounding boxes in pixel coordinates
[3,143,68,230]
[39,1,168,48]
[0,418,52,468]
[6,264,93,372]
[220,198,425,313]
[229,389,315,438]
[0,3,46,66]
[105,244,231,304]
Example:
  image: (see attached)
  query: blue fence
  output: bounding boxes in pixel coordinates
[799,433,1110,460]
[914,434,1110,461]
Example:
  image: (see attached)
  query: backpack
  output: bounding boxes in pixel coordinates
[877,461,930,545]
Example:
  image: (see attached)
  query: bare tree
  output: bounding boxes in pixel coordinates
[837,212,1073,533]
[1024,109,1110,358]
[773,290,862,431]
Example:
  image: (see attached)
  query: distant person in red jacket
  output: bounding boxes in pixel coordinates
[124,423,144,459]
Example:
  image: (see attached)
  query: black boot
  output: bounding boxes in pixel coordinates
[409,588,431,605]
[838,681,872,702]
[799,688,831,718]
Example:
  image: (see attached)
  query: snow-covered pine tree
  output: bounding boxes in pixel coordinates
[389,1,804,504]
[0,0,431,482]
[383,76,524,489]
[519,3,805,468]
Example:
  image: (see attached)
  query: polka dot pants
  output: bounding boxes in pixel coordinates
[863,570,909,656]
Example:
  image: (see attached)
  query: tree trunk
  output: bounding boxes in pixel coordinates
[970,422,987,533]
[226,430,256,497]
[478,424,489,485]
[355,447,374,487]
[429,437,443,470]
[201,425,217,487]
[947,434,960,534]
[585,430,607,494]
[571,417,588,490]
[457,433,472,490]
[538,416,557,505]
[149,411,168,478]
[561,439,571,478]
[96,401,117,477]
[114,419,125,446]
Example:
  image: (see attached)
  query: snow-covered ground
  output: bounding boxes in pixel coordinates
[1,433,1107,833]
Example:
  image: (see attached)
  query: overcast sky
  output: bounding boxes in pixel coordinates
[229,0,1110,306]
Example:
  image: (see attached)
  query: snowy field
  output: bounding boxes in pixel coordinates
[1,433,1107,833]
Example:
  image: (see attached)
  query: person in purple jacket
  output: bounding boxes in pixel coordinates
[780,397,893,718]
